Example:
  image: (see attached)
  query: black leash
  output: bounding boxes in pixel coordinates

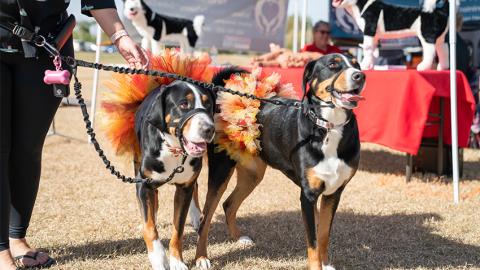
[2,19,339,186]
[63,57,342,186]
[62,55,348,186]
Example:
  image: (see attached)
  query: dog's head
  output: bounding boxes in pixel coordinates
[122,0,145,20]
[332,0,358,8]
[193,15,205,36]
[302,53,366,110]
[148,81,215,157]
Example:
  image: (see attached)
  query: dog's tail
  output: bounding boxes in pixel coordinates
[212,67,248,87]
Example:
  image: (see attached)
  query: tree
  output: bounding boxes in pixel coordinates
[73,21,95,43]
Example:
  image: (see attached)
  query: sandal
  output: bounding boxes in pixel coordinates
[14,251,55,269]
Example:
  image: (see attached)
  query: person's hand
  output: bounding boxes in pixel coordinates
[115,35,149,69]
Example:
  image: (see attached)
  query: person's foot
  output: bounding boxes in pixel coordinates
[9,238,55,268]
[0,250,17,270]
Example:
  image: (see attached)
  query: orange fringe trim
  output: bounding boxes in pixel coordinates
[215,68,298,165]
[99,49,214,159]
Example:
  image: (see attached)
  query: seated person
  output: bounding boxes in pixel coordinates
[251,21,342,68]
[301,21,342,55]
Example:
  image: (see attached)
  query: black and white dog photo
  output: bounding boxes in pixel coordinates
[333,0,454,70]
[123,0,205,55]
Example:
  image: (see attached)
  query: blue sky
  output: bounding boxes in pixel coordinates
[68,0,330,23]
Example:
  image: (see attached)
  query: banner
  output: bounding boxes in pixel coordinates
[127,0,289,52]
[459,0,480,30]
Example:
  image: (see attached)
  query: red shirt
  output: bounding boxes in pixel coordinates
[301,44,342,54]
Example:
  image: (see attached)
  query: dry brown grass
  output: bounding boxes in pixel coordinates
[28,52,480,269]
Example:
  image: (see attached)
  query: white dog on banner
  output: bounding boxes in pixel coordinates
[332,0,454,70]
[123,0,204,55]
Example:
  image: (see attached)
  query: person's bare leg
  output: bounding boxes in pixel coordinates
[0,250,16,270]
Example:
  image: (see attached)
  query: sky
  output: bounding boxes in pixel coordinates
[67,0,330,23]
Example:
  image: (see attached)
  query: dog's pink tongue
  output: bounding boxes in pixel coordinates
[342,94,365,102]
[184,140,207,155]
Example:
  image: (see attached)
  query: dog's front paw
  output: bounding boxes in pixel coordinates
[237,235,255,246]
[360,58,374,70]
[322,264,336,270]
[416,61,433,71]
[148,241,170,270]
[195,257,212,269]
[436,63,448,70]
[170,256,188,270]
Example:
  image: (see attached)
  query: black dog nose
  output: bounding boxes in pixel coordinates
[352,72,365,81]
[130,8,135,11]
[202,125,215,139]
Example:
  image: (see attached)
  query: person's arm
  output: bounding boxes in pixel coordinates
[90,9,148,69]
[80,1,148,69]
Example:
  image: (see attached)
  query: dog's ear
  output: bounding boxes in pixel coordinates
[147,86,169,132]
[302,60,317,101]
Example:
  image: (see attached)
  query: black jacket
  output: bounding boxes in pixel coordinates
[0,0,116,53]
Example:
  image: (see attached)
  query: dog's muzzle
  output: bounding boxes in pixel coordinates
[327,68,366,109]
[173,108,214,156]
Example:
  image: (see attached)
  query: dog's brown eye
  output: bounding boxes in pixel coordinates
[328,62,339,69]
[179,100,189,109]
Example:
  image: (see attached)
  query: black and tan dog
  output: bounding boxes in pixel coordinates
[134,80,215,270]
[194,54,366,270]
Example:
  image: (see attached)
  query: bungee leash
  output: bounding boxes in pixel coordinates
[2,18,337,187]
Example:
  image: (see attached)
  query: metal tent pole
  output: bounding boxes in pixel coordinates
[293,0,299,52]
[449,0,459,204]
[300,0,308,49]
[89,23,102,143]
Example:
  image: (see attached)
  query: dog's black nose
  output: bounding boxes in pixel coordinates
[130,8,135,11]
[202,125,215,139]
[352,72,365,82]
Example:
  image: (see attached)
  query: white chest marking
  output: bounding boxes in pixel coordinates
[151,133,197,185]
[312,109,353,195]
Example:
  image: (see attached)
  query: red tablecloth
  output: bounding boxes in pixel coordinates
[258,67,475,155]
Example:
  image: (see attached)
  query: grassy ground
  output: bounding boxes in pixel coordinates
[28,52,480,269]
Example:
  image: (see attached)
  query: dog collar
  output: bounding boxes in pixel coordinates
[165,143,186,157]
[307,109,351,131]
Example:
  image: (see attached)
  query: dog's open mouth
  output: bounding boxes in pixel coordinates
[336,89,365,108]
[182,138,207,157]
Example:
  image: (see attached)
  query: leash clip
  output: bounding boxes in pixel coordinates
[34,35,60,57]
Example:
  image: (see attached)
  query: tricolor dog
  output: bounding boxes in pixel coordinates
[333,0,450,70]
[193,54,366,270]
[134,80,215,270]
[123,0,204,54]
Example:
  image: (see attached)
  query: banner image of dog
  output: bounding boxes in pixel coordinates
[123,0,204,54]
[333,0,453,70]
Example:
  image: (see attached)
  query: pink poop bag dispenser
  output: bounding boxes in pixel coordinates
[43,69,71,85]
